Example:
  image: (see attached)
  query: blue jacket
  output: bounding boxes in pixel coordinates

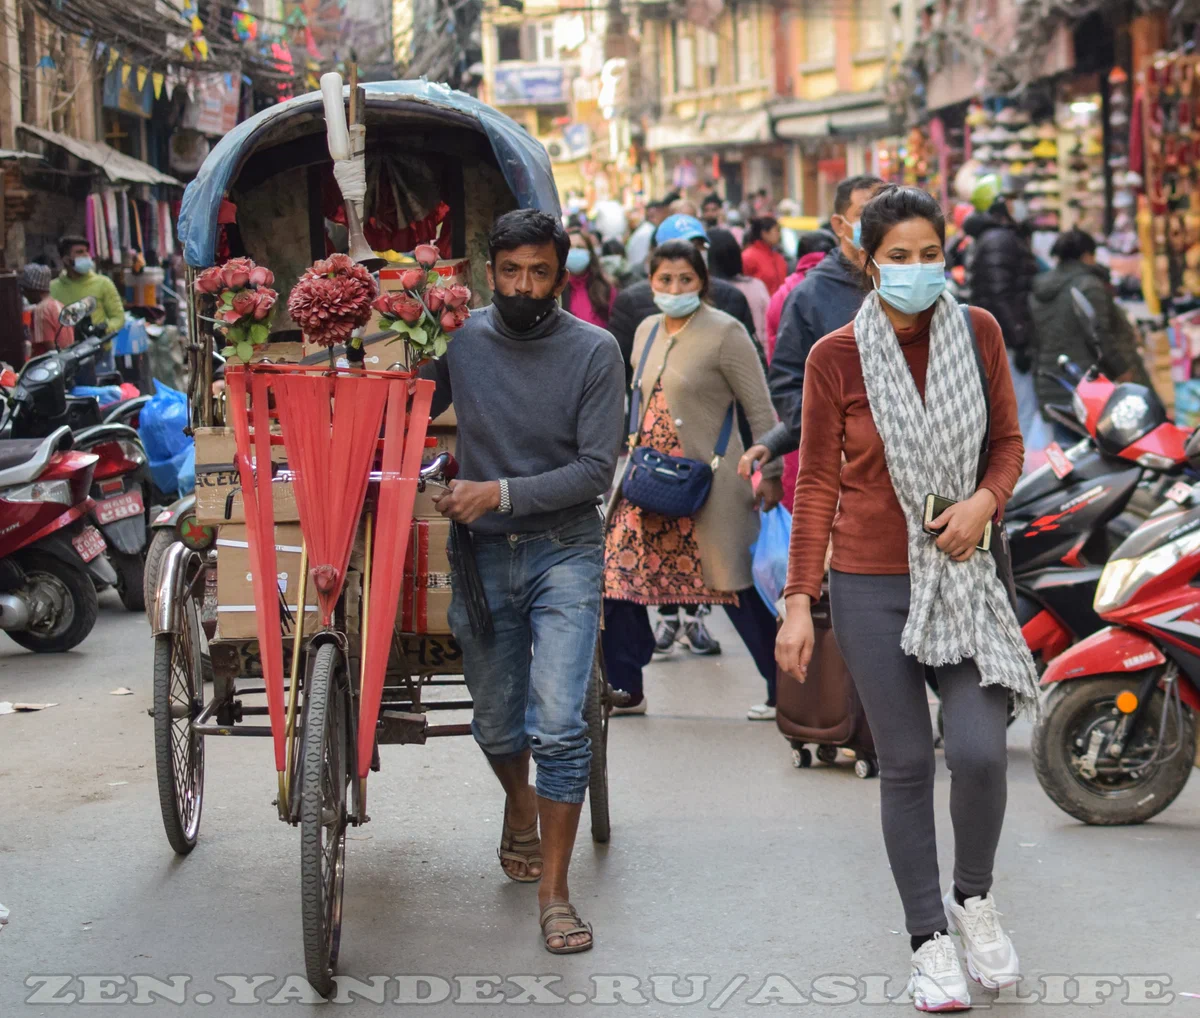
[763,250,864,457]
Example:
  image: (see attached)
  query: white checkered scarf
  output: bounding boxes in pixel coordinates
[853,290,1039,717]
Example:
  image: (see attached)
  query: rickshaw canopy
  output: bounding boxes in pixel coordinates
[177,79,561,268]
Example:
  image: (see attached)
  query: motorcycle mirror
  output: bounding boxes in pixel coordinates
[59,295,97,327]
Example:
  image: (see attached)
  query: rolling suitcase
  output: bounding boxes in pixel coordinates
[775,589,879,777]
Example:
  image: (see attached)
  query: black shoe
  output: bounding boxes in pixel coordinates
[683,618,721,655]
[654,617,681,653]
[609,688,647,715]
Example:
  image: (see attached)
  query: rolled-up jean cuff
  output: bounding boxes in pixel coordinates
[475,736,531,762]
[534,766,590,805]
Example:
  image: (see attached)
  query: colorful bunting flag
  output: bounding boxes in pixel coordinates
[195,36,209,60]
[36,54,56,70]
[152,71,165,99]
[136,66,148,91]
[107,49,120,73]
[120,62,132,86]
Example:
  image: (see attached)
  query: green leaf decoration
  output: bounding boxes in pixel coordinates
[409,325,428,347]
[433,335,448,357]
[236,340,254,361]
[221,345,236,357]
[249,323,269,345]
[220,290,234,304]
[226,324,244,344]
[426,271,440,286]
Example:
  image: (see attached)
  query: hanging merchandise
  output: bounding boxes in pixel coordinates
[1056,85,1104,240]
[968,99,1060,231]
[104,191,120,258]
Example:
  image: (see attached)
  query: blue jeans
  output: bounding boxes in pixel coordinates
[448,510,604,804]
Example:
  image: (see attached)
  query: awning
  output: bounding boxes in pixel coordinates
[0,149,42,161]
[18,124,179,186]
[771,89,896,140]
[645,108,772,152]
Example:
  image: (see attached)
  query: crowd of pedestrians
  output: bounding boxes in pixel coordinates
[445,174,1140,1001]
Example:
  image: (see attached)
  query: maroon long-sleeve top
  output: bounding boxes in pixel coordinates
[784,305,1024,601]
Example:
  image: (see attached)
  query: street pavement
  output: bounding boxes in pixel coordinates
[1,597,1199,1016]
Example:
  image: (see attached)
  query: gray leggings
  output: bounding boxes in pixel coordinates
[829,570,1010,936]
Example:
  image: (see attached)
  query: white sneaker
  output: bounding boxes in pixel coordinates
[944,890,1020,990]
[907,933,971,1012]
[746,703,776,721]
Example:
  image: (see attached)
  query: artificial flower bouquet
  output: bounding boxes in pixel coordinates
[372,243,471,362]
[193,257,278,361]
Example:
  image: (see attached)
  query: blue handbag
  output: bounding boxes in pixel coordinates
[623,322,734,518]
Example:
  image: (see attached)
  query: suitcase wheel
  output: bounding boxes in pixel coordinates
[791,746,812,769]
[815,744,838,765]
[854,757,879,779]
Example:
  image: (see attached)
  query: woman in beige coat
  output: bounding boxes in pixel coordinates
[602,240,784,717]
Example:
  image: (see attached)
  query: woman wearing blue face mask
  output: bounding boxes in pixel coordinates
[777,186,1032,1012]
[562,229,615,328]
[602,240,785,718]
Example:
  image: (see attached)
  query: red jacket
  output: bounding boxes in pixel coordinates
[741,241,787,296]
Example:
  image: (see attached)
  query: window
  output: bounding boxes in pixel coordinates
[855,0,886,52]
[497,25,521,62]
[673,24,696,91]
[696,27,718,88]
[805,14,835,64]
[535,21,555,62]
[734,8,759,81]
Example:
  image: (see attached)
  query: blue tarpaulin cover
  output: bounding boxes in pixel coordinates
[178,80,561,268]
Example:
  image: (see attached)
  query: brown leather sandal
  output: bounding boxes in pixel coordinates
[539,900,594,954]
[498,804,542,883]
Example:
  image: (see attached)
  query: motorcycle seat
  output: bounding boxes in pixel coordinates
[0,426,74,487]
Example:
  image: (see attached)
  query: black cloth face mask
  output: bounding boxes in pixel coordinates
[491,291,559,333]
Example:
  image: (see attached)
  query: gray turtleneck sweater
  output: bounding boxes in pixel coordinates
[423,304,625,534]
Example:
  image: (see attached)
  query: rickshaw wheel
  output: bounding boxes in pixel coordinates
[300,643,352,998]
[152,592,205,855]
[586,646,610,843]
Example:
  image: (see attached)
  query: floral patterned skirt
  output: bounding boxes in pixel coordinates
[604,384,735,606]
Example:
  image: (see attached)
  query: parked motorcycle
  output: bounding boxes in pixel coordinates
[1,298,153,611]
[1032,439,1200,824]
[0,426,117,652]
[1008,289,1194,664]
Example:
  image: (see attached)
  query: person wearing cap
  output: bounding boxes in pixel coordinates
[22,263,74,357]
[607,214,761,385]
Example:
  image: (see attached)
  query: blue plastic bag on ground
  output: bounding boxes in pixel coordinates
[139,381,194,496]
[751,505,792,618]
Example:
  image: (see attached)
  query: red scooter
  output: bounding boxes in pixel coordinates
[1033,428,1200,825]
[0,426,116,652]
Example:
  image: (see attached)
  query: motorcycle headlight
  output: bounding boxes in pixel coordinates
[0,479,73,505]
[1095,528,1200,612]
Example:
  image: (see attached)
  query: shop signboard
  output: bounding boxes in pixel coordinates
[493,65,566,106]
[187,73,241,136]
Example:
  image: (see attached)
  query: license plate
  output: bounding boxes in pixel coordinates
[1166,481,1194,505]
[72,526,107,563]
[1045,442,1073,480]
[95,489,144,525]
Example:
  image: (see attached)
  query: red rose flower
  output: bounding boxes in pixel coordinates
[400,268,425,291]
[414,244,440,269]
[231,290,258,318]
[443,284,470,309]
[452,305,470,327]
[372,294,393,314]
[440,310,460,332]
[425,287,446,313]
[252,288,277,320]
[220,257,253,289]
[195,266,224,294]
[249,265,274,287]
[391,294,424,323]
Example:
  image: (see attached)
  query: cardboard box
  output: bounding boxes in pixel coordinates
[400,517,453,634]
[214,524,321,641]
[365,258,471,339]
[194,427,299,526]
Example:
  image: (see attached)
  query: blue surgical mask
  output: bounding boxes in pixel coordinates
[851,220,862,249]
[565,248,591,275]
[872,260,947,314]
[653,291,702,318]
[73,256,94,274]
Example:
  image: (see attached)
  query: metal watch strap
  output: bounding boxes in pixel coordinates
[497,478,513,515]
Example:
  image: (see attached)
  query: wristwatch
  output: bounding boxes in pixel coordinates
[497,478,513,515]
